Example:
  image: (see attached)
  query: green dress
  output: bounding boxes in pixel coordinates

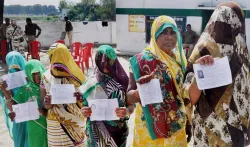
[14,60,48,147]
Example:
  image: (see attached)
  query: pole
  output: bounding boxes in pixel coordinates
[0,0,4,25]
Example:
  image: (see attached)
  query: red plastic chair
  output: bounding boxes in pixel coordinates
[82,43,94,70]
[27,41,41,61]
[71,42,82,59]
[56,40,65,45]
[0,40,7,63]
[74,48,85,73]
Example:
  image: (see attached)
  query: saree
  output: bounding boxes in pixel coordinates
[14,60,47,147]
[4,51,29,147]
[130,16,189,146]
[81,45,128,147]
[184,2,250,147]
[41,43,86,147]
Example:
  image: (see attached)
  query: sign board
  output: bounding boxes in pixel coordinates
[129,15,146,32]
[145,16,187,43]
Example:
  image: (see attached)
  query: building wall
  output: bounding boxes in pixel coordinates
[116,0,248,9]
[17,21,116,48]
[116,0,250,54]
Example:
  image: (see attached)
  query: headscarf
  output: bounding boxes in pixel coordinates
[14,59,46,104]
[146,16,187,97]
[48,43,86,85]
[147,16,187,73]
[6,51,26,74]
[95,45,129,91]
[185,2,250,146]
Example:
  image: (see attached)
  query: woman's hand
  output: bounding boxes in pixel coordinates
[38,108,47,116]
[195,55,214,66]
[81,107,92,118]
[137,71,155,85]
[0,81,8,92]
[115,107,128,119]
[8,112,16,122]
[44,94,53,109]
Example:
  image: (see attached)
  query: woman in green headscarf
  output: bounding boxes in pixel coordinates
[13,59,48,147]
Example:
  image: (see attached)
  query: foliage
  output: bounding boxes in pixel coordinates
[67,0,115,21]
[4,5,59,15]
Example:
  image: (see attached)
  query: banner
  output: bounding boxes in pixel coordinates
[129,15,146,32]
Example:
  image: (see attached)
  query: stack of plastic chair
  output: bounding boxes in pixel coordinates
[71,42,82,59]
[27,41,41,61]
[82,43,94,71]
[74,47,85,73]
[0,40,7,63]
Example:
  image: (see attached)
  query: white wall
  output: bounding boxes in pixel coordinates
[116,15,203,54]
[116,0,248,9]
[186,17,203,34]
[116,15,148,54]
[17,21,116,47]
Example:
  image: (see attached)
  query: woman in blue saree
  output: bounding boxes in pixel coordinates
[0,51,29,147]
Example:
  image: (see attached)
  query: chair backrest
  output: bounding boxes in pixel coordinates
[28,41,41,55]
[56,40,65,45]
[0,40,7,53]
[71,42,82,56]
[82,43,94,58]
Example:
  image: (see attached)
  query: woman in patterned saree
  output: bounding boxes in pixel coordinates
[81,45,132,147]
[127,16,193,147]
[41,43,86,147]
[185,2,250,147]
[0,51,29,147]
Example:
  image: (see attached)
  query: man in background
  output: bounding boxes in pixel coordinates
[6,20,25,57]
[25,18,41,43]
[182,24,199,58]
[25,18,41,58]
[64,16,73,46]
[0,18,11,52]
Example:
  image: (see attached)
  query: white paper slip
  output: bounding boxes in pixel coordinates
[2,71,27,90]
[13,101,40,123]
[88,99,119,121]
[136,79,163,107]
[193,56,232,90]
[50,84,76,104]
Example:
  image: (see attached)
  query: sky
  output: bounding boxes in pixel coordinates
[5,0,82,7]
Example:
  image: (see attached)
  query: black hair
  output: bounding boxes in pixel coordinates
[187,24,191,27]
[64,16,68,20]
[26,18,32,22]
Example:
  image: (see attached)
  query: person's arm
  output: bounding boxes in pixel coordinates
[126,72,140,106]
[24,25,27,35]
[35,24,41,38]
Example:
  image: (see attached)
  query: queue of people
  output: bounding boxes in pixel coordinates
[0,1,249,147]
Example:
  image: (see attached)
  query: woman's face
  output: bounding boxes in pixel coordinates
[32,72,41,84]
[156,27,177,54]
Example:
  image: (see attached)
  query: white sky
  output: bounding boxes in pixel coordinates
[5,0,82,7]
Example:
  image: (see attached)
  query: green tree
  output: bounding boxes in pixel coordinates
[33,4,42,15]
[58,0,69,12]
[97,0,115,21]
[81,0,96,5]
